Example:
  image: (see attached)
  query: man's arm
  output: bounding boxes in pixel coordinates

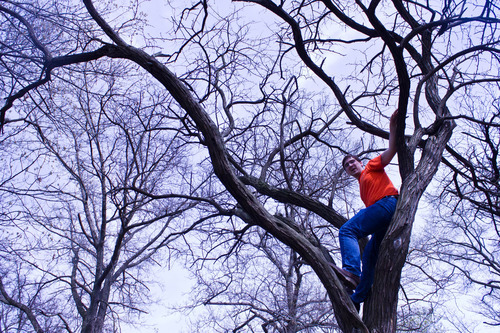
[380,109,398,167]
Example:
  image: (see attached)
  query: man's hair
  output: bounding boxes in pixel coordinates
[342,154,361,170]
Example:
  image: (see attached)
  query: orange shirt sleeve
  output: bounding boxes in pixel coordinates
[359,155,399,207]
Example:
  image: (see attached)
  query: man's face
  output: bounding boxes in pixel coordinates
[343,157,363,178]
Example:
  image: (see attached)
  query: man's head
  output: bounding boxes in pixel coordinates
[342,154,363,178]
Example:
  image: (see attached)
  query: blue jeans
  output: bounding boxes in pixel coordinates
[339,196,397,304]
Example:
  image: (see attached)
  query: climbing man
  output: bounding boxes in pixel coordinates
[332,109,399,311]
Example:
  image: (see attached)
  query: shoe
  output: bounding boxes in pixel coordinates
[329,263,360,290]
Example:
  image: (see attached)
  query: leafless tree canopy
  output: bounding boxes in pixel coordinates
[0,0,499,332]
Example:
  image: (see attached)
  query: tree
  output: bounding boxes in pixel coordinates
[0,61,210,332]
[417,108,500,328]
[1,0,499,332]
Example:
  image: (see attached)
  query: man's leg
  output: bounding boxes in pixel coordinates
[339,210,369,277]
[350,196,397,304]
[351,234,380,304]
[339,197,395,276]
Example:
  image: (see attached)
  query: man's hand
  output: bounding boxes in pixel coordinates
[390,109,398,131]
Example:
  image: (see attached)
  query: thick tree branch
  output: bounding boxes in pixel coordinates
[240,175,347,228]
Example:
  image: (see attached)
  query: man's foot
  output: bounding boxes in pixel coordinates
[329,263,360,290]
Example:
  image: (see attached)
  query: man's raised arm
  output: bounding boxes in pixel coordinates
[380,110,398,167]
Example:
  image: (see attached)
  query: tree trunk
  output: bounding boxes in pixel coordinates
[364,119,455,332]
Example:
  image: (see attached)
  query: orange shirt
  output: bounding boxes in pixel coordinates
[359,155,398,207]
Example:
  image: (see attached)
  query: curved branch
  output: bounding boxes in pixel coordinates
[106,29,366,333]
[235,0,385,138]
[82,0,128,47]
[0,278,44,333]
[0,45,115,131]
[0,4,51,57]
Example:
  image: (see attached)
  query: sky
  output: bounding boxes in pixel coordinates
[121,263,195,333]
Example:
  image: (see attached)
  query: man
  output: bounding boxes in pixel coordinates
[333,110,399,311]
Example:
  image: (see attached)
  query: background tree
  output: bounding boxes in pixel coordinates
[0,61,217,332]
[187,228,337,332]
[0,0,499,332]
[416,104,500,329]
